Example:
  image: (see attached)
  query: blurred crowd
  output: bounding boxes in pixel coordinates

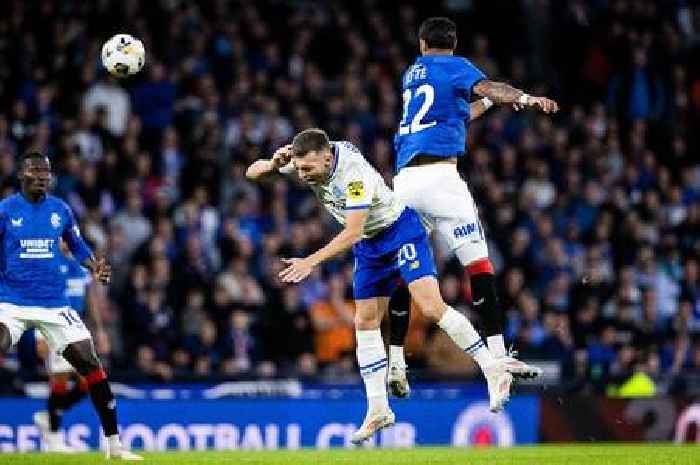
[0,0,700,395]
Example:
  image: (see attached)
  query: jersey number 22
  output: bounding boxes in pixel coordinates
[399,84,437,135]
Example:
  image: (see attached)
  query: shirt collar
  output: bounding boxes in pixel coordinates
[328,143,340,182]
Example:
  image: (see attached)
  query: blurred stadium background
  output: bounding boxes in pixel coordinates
[1,0,700,454]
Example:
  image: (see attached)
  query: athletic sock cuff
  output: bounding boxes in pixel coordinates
[466,258,494,275]
[50,381,69,395]
[85,368,107,386]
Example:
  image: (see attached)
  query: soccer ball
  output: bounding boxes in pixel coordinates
[101,34,145,77]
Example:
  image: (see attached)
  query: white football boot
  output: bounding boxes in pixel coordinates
[350,407,396,445]
[387,365,411,398]
[503,348,543,379]
[34,411,77,453]
[106,436,143,461]
[482,359,514,413]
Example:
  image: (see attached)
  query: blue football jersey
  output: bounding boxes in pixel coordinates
[0,194,93,307]
[394,55,486,171]
[60,255,91,316]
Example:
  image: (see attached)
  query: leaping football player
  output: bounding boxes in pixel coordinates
[387,17,559,397]
[247,128,514,444]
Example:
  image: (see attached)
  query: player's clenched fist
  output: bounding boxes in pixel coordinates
[272,144,293,169]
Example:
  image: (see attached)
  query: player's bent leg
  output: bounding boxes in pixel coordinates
[351,297,395,445]
[62,339,143,461]
[407,276,513,412]
[388,284,410,398]
[418,164,509,361]
[460,255,507,356]
[35,332,89,452]
[463,256,543,379]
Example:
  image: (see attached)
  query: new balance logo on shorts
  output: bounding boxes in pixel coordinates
[453,223,478,239]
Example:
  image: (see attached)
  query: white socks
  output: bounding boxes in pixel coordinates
[437,306,494,368]
[389,345,406,369]
[487,334,507,358]
[107,434,121,450]
[356,329,389,412]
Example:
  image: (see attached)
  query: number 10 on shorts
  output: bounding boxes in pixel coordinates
[397,243,417,267]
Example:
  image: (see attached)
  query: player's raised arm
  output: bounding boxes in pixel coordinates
[473,80,559,114]
[245,144,293,180]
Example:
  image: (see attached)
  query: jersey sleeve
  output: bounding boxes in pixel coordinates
[342,166,375,211]
[453,59,487,94]
[61,203,93,264]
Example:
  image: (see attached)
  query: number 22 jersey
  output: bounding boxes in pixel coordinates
[393,54,486,171]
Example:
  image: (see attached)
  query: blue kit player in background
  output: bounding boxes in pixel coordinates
[0,152,141,460]
[387,17,559,397]
[33,241,110,453]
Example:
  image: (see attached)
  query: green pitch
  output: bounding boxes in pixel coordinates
[2,444,698,465]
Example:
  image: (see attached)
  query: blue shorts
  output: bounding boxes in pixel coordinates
[352,208,437,299]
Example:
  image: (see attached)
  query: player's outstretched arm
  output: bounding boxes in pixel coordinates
[245,144,293,180]
[469,98,494,121]
[473,80,559,114]
[279,209,368,283]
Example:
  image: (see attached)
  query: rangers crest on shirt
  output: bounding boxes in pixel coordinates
[50,212,61,229]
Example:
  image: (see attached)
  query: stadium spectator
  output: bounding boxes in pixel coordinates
[309,274,355,365]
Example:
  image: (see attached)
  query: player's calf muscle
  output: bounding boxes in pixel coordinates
[407,277,447,321]
[355,299,383,329]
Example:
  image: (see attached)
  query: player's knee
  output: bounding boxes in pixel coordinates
[456,242,491,269]
[411,291,446,321]
[62,340,102,376]
[71,355,101,377]
[412,296,446,321]
[354,312,381,330]
[408,281,446,321]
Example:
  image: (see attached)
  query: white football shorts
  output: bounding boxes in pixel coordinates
[394,162,489,265]
[0,303,91,366]
[34,330,76,374]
